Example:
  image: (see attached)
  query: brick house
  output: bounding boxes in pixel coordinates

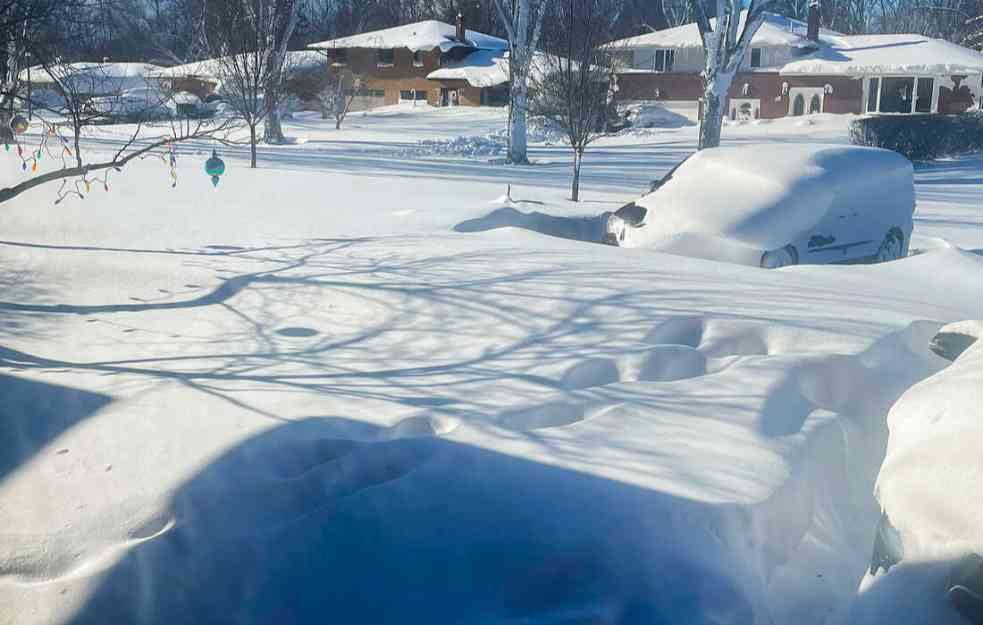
[307,18,512,111]
[150,51,327,103]
[606,7,983,122]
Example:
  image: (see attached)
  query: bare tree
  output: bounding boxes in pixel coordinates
[316,69,361,129]
[531,0,618,200]
[261,0,301,144]
[690,0,774,149]
[492,0,550,164]
[204,0,286,167]
[662,0,696,27]
[967,12,983,49]
[0,58,230,206]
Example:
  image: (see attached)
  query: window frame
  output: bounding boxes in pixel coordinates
[376,49,395,67]
[750,47,762,69]
[413,50,424,67]
[330,48,348,66]
[653,48,675,73]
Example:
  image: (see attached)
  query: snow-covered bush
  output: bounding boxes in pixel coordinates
[616,102,694,130]
[412,135,508,158]
[850,113,983,161]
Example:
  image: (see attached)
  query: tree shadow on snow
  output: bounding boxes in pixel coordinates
[65,416,755,625]
[0,374,113,484]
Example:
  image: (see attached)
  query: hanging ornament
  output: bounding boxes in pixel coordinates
[204,149,225,188]
[10,115,29,135]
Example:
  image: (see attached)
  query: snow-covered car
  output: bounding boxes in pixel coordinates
[856,321,983,625]
[610,144,915,268]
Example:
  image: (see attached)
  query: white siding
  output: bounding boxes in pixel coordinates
[738,45,796,70]
[630,47,703,72]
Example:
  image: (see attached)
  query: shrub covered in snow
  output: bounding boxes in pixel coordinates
[615,102,695,130]
[412,134,508,158]
[850,113,983,161]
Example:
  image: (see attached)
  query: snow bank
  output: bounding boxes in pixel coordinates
[876,320,983,559]
[627,143,915,255]
[851,313,983,625]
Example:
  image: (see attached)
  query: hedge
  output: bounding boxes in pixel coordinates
[849,112,983,161]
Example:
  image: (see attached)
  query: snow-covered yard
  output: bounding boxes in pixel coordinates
[1,105,982,625]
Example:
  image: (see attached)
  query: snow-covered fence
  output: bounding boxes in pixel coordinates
[850,112,983,160]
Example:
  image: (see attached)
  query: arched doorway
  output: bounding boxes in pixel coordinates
[809,94,822,114]
[792,94,805,116]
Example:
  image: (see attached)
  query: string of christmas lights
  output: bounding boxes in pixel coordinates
[5,114,226,198]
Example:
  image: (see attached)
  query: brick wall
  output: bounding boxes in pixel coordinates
[614,71,863,119]
[328,48,485,107]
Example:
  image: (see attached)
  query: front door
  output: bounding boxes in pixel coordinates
[440,88,449,107]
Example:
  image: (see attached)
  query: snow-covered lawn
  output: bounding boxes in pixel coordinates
[1,105,981,625]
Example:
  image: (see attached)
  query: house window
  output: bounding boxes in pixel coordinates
[377,49,395,66]
[879,77,914,113]
[792,94,805,116]
[915,77,934,113]
[809,94,821,113]
[750,48,762,68]
[866,78,879,112]
[413,50,424,67]
[654,49,675,72]
[330,49,348,65]
[399,89,427,101]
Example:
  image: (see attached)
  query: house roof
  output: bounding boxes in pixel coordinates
[308,20,507,53]
[605,12,841,50]
[780,34,983,75]
[150,51,326,81]
[20,62,164,88]
[426,49,555,87]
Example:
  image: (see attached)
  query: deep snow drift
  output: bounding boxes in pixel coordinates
[1,107,982,625]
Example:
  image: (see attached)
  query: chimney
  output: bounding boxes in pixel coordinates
[456,13,466,43]
[807,0,821,43]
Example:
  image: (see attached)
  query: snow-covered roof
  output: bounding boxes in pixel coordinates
[426,49,553,88]
[781,34,983,75]
[605,12,841,50]
[151,51,326,81]
[308,20,507,53]
[19,62,164,92]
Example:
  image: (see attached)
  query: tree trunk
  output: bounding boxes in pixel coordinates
[264,87,285,144]
[249,123,257,168]
[698,70,734,150]
[509,72,529,164]
[571,150,582,201]
[508,0,531,164]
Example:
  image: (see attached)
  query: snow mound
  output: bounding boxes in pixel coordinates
[455,206,611,244]
[411,134,507,158]
[618,102,695,130]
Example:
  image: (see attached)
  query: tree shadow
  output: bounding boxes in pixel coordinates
[64,416,754,625]
[0,374,113,483]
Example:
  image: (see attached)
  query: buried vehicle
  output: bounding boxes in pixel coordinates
[610,144,915,268]
[854,321,983,625]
